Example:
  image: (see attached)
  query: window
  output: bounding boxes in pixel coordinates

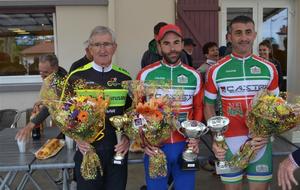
[0,8,55,77]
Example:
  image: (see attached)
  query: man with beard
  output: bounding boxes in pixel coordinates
[137,24,203,190]
[205,16,279,190]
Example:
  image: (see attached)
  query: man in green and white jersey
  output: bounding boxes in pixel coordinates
[204,16,279,190]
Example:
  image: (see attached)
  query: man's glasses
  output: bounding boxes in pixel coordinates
[90,42,114,49]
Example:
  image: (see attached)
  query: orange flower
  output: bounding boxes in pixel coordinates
[77,111,88,122]
[97,95,106,103]
[143,104,151,115]
[276,97,285,104]
[153,110,163,121]
[136,102,144,113]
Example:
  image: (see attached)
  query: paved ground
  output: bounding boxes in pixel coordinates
[2,133,300,190]
[2,156,300,190]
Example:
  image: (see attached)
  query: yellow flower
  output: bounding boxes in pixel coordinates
[76,96,87,103]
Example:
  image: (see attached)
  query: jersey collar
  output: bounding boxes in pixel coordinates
[206,59,217,65]
[231,52,252,60]
[92,61,112,72]
[161,58,181,68]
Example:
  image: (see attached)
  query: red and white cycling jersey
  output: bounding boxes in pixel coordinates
[205,53,279,137]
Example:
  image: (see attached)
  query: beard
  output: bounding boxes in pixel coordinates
[161,51,181,64]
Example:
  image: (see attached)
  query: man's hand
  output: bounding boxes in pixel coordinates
[15,122,35,141]
[212,141,227,160]
[187,138,200,154]
[76,140,91,155]
[144,145,160,157]
[278,156,299,190]
[114,135,130,157]
[250,137,268,151]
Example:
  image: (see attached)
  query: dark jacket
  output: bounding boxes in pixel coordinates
[69,55,92,73]
[270,58,284,91]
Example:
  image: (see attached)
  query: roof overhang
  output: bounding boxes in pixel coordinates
[0,0,108,6]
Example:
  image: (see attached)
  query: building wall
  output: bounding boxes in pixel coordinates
[114,0,175,78]
[0,1,175,110]
[55,6,108,70]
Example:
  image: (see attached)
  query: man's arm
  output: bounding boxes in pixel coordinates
[192,75,204,121]
[15,106,50,141]
[30,106,49,125]
[204,103,216,121]
[267,60,280,95]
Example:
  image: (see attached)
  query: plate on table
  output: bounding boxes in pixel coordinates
[35,138,65,160]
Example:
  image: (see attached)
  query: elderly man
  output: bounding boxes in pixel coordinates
[67,26,131,190]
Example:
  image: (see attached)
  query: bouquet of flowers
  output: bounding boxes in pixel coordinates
[229,90,300,169]
[40,73,110,180]
[121,80,182,178]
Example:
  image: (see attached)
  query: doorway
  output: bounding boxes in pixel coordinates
[220,0,295,91]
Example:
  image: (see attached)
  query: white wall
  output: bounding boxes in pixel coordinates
[55,6,107,71]
[0,91,39,110]
[114,0,175,78]
[0,1,176,110]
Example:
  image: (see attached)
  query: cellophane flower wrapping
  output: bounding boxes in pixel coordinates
[122,80,182,178]
[230,90,300,169]
[40,73,110,180]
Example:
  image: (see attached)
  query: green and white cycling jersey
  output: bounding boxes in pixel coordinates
[137,60,203,143]
[205,53,279,137]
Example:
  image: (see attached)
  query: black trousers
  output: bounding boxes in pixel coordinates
[74,148,128,190]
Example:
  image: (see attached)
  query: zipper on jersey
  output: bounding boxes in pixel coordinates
[102,67,104,82]
[170,66,174,143]
[242,57,249,111]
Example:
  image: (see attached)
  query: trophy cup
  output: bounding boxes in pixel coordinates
[207,116,239,174]
[177,120,209,170]
[109,114,131,165]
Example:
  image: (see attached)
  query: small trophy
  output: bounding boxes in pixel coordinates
[109,114,130,165]
[207,116,239,174]
[177,120,208,170]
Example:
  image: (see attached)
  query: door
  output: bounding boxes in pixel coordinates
[220,0,295,91]
[176,0,219,68]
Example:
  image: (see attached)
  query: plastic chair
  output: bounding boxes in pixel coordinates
[0,109,18,130]
[10,108,33,128]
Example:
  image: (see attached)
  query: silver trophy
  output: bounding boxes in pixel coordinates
[109,115,130,165]
[207,116,239,174]
[177,120,209,170]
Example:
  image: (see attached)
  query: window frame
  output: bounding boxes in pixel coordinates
[0,7,55,92]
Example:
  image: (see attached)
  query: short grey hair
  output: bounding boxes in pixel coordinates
[83,40,89,48]
[88,26,116,45]
[39,54,59,68]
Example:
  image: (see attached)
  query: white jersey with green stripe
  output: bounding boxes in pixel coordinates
[205,53,279,137]
[137,60,203,122]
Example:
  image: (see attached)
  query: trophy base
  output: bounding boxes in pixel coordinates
[180,159,200,170]
[215,163,240,175]
[112,154,124,165]
[112,158,124,165]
